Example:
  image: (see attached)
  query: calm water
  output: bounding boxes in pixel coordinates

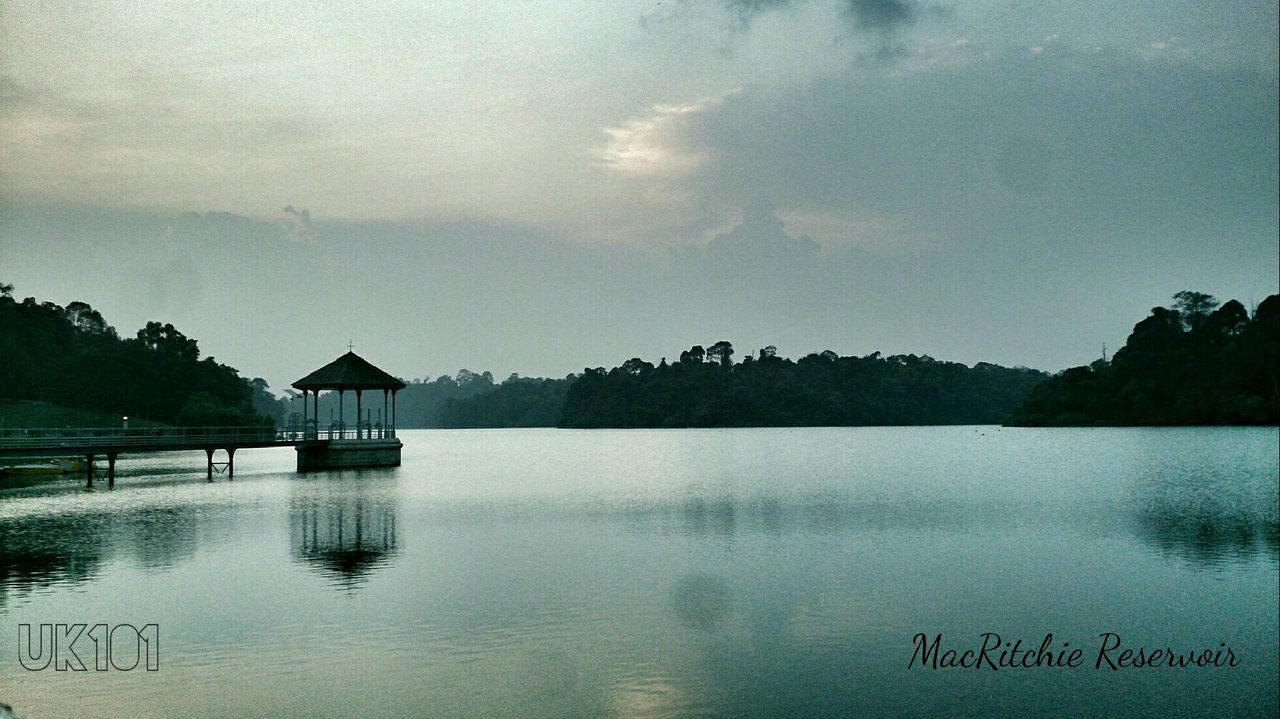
[1,427,1276,718]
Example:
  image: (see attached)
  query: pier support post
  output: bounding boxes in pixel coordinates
[206,448,214,481]
[107,452,117,488]
[85,453,94,488]
[227,448,236,480]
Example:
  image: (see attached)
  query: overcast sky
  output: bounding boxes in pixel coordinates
[2,1,1277,391]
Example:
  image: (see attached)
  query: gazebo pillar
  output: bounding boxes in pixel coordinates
[356,390,363,439]
[383,389,389,439]
[338,390,345,435]
[391,389,397,438]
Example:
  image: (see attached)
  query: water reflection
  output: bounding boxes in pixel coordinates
[289,476,400,591]
[0,513,105,607]
[618,495,988,538]
[672,573,732,633]
[1129,456,1280,567]
[1134,503,1279,566]
[0,506,199,607]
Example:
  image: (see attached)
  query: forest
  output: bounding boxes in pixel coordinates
[1009,292,1279,426]
[559,343,1047,428]
[0,282,277,427]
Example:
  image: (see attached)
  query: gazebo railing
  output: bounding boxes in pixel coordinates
[282,420,397,442]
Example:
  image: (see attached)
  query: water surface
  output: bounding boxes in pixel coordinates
[1,427,1277,717]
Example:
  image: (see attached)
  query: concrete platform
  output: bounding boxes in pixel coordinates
[296,439,402,472]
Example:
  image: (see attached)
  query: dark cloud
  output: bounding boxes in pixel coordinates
[725,0,792,16]
[705,198,820,265]
[719,0,794,30]
[689,43,1279,240]
[719,0,927,33]
[843,0,917,31]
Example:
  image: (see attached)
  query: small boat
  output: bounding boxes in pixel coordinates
[0,458,84,488]
[2,463,64,476]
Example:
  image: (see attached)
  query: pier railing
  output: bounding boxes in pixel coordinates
[0,424,397,449]
[0,426,287,449]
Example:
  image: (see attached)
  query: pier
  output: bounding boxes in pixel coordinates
[0,351,407,485]
[0,425,310,487]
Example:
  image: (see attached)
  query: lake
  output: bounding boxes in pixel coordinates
[1,427,1277,718]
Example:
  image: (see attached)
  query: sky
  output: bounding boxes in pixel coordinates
[2,0,1277,392]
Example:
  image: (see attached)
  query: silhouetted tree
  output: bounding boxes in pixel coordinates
[1011,291,1279,426]
[1172,290,1218,331]
[0,285,272,427]
[708,340,734,367]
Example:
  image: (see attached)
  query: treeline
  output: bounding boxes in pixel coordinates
[293,370,571,429]
[1010,292,1279,426]
[0,283,277,427]
[438,375,571,427]
[560,343,1048,428]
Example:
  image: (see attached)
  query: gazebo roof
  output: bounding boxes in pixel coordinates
[292,351,406,391]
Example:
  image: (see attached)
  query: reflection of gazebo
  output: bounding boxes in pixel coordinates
[291,351,406,471]
[290,489,398,591]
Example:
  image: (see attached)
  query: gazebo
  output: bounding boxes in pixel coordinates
[291,351,407,471]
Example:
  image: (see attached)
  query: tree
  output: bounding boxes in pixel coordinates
[621,357,654,375]
[0,290,273,426]
[679,345,705,364]
[708,341,734,366]
[136,321,199,361]
[1172,290,1218,331]
[1010,292,1279,426]
[65,301,116,337]
[1205,299,1248,337]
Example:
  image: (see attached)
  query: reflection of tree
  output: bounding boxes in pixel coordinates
[682,498,737,536]
[0,506,200,607]
[289,480,399,591]
[1134,503,1278,567]
[0,514,105,607]
[121,507,199,570]
[672,573,731,632]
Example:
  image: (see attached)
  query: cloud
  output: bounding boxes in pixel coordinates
[843,0,917,32]
[723,0,793,27]
[597,90,740,177]
[684,40,1278,244]
[709,0,945,66]
[706,198,821,263]
[0,74,337,214]
[718,0,929,32]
